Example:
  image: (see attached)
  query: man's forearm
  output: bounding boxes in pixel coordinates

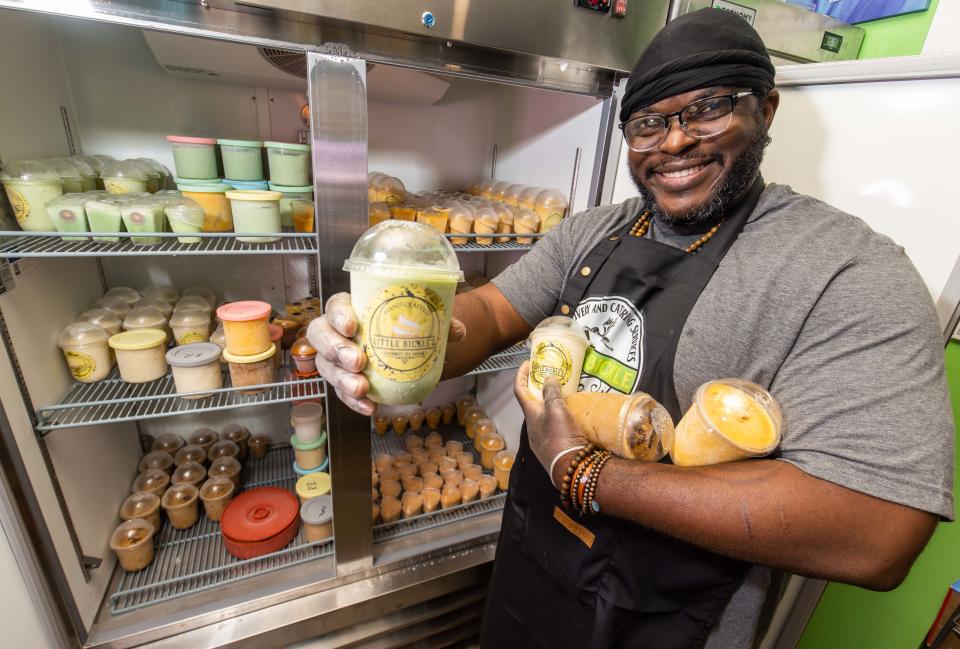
[441,284,530,379]
[591,456,936,590]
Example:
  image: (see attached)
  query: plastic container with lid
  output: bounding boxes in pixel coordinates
[94,296,132,319]
[222,424,251,459]
[138,450,174,475]
[132,468,170,498]
[77,155,105,176]
[368,201,392,228]
[376,176,406,204]
[290,402,324,444]
[174,444,207,467]
[223,344,276,394]
[670,379,783,467]
[389,204,417,222]
[44,158,85,194]
[162,483,200,529]
[502,184,526,207]
[225,179,269,191]
[167,135,218,179]
[534,189,569,233]
[265,142,310,186]
[43,193,89,241]
[300,494,333,542]
[290,337,317,374]
[480,433,506,470]
[268,183,313,228]
[249,434,271,459]
[167,342,222,399]
[221,487,300,559]
[57,322,112,383]
[477,179,497,200]
[103,286,141,305]
[291,199,314,233]
[109,328,168,383]
[527,315,590,399]
[137,298,174,323]
[473,206,499,246]
[181,286,217,308]
[217,139,264,180]
[493,450,514,490]
[123,306,167,334]
[120,491,161,531]
[514,207,541,245]
[226,190,283,243]
[85,197,125,242]
[172,461,206,488]
[151,433,185,454]
[178,184,234,232]
[490,181,512,202]
[169,308,211,345]
[200,476,236,521]
[127,159,161,194]
[217,301,272,356]
[208,456,242,487]
[101,160,148,194]
[290,432,327,470]
[294,471,331,504]
[119,197,165,244]
[188,427,218,452]
[447,204,474,245]
[0,161,61,231]
[142,286,179,304]
[136,158,174,190]
[165,197,206,243]
[77,309,122,338]
[175,296,213,317]
[344,221,463,404]
[109,519,155,572]
[61,157,99,192]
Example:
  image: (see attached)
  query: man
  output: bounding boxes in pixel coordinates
[310,9,954,648]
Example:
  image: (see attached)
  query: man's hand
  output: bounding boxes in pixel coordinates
[308,292,466,416]
[514,362,589,488]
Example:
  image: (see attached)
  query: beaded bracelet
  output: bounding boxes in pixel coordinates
[560,444,594,511]
[578,451,611,516]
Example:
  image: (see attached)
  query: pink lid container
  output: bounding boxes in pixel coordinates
[166,135,217,145]
[217,301,272,322]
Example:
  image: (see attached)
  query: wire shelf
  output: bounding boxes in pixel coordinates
[109,446,333,615]
[36,368,324,431]
[371,425,506,543]
[469,343,526,376]
[0,231,317,257]
[447,232,544,253]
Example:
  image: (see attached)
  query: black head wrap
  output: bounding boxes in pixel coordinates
[619,8,775,123]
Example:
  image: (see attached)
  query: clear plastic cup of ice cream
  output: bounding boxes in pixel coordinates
[565,391,675,461]
[165,197,205,243]
[45,193,91,241]
[344,220,463,405]
[57,322,112,383]
[137,158,175,190]
[119,197,165,244]
[534,189,569,234]
[45,158,85,194]
[0,161,62,231]
[527,316,589,399]
[473,206,499,246]
[101,160,148,194]
[61,157,99,192]
[127,159,161,194]
[670,379,783,467]
[514,208,540,245]
[85,196,125,242]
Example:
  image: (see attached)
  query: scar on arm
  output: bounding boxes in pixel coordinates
[740,500,755,538]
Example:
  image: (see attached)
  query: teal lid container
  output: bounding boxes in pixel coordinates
[218,139,264,182]
[177,183,229,193]
[226,179,269,191]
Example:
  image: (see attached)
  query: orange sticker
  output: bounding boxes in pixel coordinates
[553,506,595,548]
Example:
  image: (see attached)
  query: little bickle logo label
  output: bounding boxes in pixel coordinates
[361,283,446,382]
[574,296,644,394]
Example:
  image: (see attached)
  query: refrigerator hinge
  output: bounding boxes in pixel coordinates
[81,556,102,575]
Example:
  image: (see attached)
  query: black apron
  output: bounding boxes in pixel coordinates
[481,179,765,649]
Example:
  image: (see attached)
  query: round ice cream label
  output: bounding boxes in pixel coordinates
[59,209,76,222]
[540,210,564,232]
[64,350,96,380]
[6,187,29,221]
[130,212,145,224]
[361,283,445,382]
[180,331,206,344]
[530,339,572,389]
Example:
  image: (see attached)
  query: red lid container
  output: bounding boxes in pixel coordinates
[216,301,272,322]
[220,487,300,558]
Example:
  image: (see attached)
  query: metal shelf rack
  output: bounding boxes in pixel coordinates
[36,369,324,432]
[109,446,333,615]
[0,231,317,258]
[469,343,526,376]
[447,232,543,253]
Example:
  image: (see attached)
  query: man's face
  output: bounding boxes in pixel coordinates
[627,86,779,226]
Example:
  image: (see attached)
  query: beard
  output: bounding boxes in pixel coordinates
[631,124,771,227]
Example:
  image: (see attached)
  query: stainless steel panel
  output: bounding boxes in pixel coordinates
[208,0,671,73]
[307,52,374,576]
[674,0,864,63]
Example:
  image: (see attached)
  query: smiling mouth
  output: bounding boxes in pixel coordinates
[658,163,710,179]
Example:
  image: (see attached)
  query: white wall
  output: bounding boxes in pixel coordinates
[923,0,960,54]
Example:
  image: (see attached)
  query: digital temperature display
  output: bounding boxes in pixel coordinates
[576,0,612,13]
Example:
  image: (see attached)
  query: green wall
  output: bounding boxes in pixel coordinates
[796,340,960,649]
[856,0,939,59]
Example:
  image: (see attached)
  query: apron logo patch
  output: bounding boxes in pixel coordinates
[553,506,595,548]
[574,296,644,394]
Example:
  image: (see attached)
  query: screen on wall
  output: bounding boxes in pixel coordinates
[805,0,932,23]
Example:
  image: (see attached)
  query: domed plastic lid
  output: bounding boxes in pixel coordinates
[165,197,205,226]
[103,286,141,305]
[47,193,90,209]
[45,159,82,180]
[181,286,217,307]
[143,287,179,303]
[189,427,218,446]
[217,301,272,322]
[93,154,115,164]
[503,184,526,202]
[300,494,332,526]
[491,181,511,199]
[532,315,589,344]
[64,157,97,177]
[123,306,167,329]
[77,155,105,174]
[138,297,173,317]
[379,176,406,192]
[519,186,544,205]
[368,172,386,186]
[474,206,499,227]
[78,308,123,332]
[221,487,299,543]
[343,220,462,281]
[169,307,210,328]
[536,188,568,208]
[0,160,62,184]
[174,296,212,314]
[491,202,514,221]
[109,328,167,350]
[101,160,147,180]
[166,342,221,367]
[58,322,109,348]
[290,337,316,358]
[136,158,172,176]
[94,296,133,317]
[127,159,159,179]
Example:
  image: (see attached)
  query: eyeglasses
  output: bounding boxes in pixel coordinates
[619,91,758,153]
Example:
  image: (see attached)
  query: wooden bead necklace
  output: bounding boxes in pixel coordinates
[629,210,724,255]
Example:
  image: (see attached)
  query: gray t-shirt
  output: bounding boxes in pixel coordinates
[491,183,955,647]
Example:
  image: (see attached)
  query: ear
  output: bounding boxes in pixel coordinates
[761,89,780,130]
